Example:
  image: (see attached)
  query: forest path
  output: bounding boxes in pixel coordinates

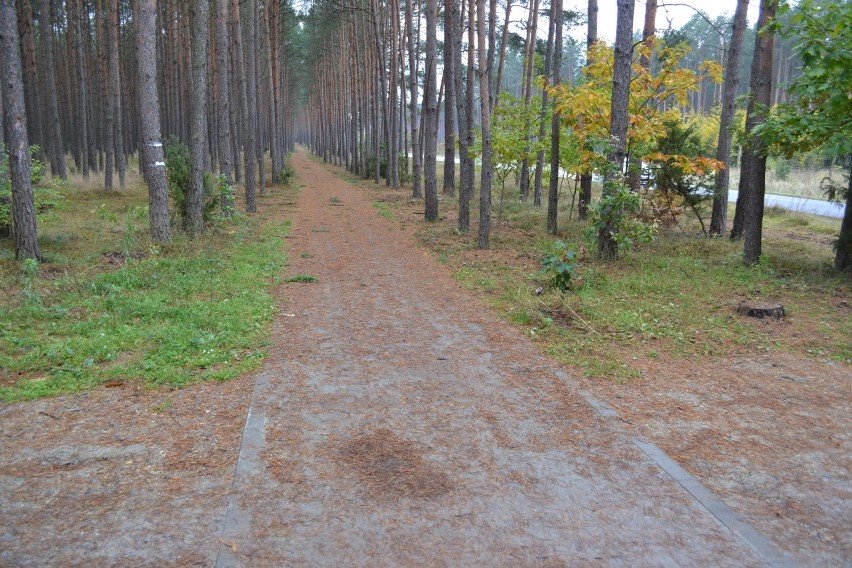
[213,148,777,566]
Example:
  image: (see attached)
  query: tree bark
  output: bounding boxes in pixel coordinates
[215,0,233,215]
[477,0,494,249]
[456,0,474,232]
[599,0,634,259]
[732,0,776,268]
[578,0,597,220]
[423,0,439,221]
[835,167,852,271]
[38,0,66,178]
[72,0,89,179]
[1,0,42,260]
[239,0,257,213]
[187,0,209,237]
[442,0,456,196]
[135,0,172,243]
[709,0,748,236]
[518,0,539,202]
[546,0,563,235]
[536,0,555,208]
[493,0,512,102]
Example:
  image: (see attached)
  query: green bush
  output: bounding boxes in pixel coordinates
[164,137,218,228]
[540,240,580,291]
[1,144,65,238]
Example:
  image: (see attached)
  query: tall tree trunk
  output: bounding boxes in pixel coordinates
[535,0,555,208]
[215,0,233,214]
[578,0,597,220]
[16,0,43,160]
[135,0,171,242]
[599,0,634,260]
[103,0,115,190]
[423,0,439,220]
[187,0,209,237]
[518,0,539,202]
[456,0,473,232]
[38,0,66,178]
[709,0,748,236]
[546,0,563,234]
[493,0,512,102]
[442,0,456,196]
[735,0,777,266]
[238,0,257,213]
[626,0,656,191]
[477,0,494,249]
[72,0,89,179]
[1,0,42,260]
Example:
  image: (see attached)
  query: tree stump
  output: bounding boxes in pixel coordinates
[737,301,785,319]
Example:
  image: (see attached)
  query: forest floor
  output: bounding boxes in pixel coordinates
[1,148,849,566]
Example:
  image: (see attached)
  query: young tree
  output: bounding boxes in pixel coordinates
[709,0,749,236]
[1,0,42,260]
[135,0,171,243]
[730,0,777,267]
[756,0,852,270]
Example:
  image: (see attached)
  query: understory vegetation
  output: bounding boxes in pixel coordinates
[0,171,296,403]
[359,167,849,383]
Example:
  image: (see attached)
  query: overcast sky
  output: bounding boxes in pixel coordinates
[564,0,760,43]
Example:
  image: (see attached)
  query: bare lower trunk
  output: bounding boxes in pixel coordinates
[709,0,748,236]
[423,0,439,220]
[599,0,634,260]
[187,0,209,237]
[477,0,493,249]
[546,0,563,235]
[38,0,66,178]
[135,0,172,243]
[1,0,42,260]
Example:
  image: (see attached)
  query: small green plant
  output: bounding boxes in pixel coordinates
[372,201,393,220]
[587,186,658,255]
[150,396,173,413]
[217,174,236,218]
[283,274,318,283]
[277,164,295,186]
[20,258,41,306]
[774,157,791,180]
[540,240,580,291]
[328,196,342,205]
[165,137,219,228]
[1,144,65,237]
[300,252,313,258]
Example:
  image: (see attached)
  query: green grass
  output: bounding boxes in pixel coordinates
[405,190,849,383]
[372,200,394,220]
[0,171,295,403]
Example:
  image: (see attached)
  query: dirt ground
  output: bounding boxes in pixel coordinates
[1,149,848,566]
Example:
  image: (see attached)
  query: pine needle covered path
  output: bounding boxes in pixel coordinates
[214,149,781,566]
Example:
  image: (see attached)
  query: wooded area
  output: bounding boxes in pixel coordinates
[0,0,850,268]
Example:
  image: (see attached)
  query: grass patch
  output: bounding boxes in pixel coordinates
[283,274,318,283]
[398,188,849,383]
[372,201,394,220]
[0,173,295,403]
